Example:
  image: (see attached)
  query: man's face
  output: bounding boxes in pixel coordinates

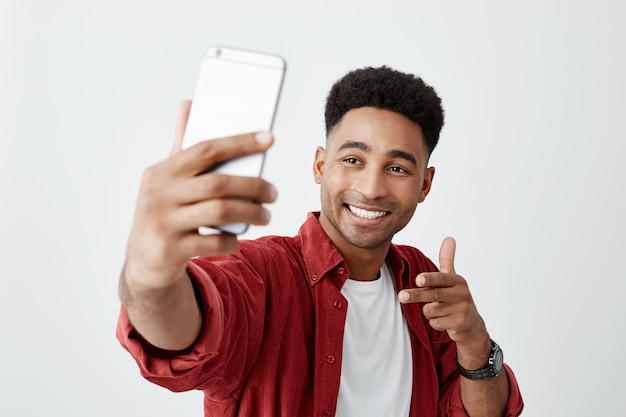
[314,106,435,251]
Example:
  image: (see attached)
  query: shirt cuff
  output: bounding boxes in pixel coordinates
[445,364,524,416]
[115,262,226,391]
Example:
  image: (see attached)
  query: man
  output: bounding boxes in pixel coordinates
[117,66,523,416]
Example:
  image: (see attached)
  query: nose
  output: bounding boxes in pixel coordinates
[351,166,389,200]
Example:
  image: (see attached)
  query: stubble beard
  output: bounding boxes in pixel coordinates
[320,191,414,250]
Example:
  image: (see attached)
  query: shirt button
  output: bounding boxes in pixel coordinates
[322,411,332,417]
[333,301,342,309]
[312,274,318,281]
[337,267,345,275]
[325,355,336,364]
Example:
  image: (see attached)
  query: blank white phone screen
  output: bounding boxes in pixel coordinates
[183,47,285,178]
[182,46,285,234]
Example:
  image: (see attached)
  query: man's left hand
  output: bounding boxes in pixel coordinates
[398,237,488,347]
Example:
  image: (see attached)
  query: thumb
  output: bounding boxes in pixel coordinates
[170,100,192,156]
[439,237,456,274]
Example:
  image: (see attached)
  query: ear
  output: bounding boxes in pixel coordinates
[313,146,326,184]
[418,166,435,203]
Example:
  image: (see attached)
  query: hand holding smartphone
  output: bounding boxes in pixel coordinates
[182,46,286,235]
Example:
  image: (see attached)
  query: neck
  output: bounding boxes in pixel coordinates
[332,236,390,281]
[350,268,382,281]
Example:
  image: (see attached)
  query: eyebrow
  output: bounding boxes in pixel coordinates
[338,140,418,166]
[388,149,417,166]
[338,141,368,152]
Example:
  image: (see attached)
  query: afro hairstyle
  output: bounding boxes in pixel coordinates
[324,66,445,155]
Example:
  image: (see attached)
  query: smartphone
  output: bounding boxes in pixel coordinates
[182,46,286,235]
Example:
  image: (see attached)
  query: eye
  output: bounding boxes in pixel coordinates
[388,165,408,174]
[343,157,361,165]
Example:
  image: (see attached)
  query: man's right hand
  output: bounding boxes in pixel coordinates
[124,100,278,292]
[119,101,277,350]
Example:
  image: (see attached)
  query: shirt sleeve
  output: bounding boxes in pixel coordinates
[442,364,524,416]
[116,258,267,400]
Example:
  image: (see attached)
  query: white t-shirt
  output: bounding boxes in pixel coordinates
[335,262,413,417]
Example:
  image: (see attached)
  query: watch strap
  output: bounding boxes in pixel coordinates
[454,339,503,381]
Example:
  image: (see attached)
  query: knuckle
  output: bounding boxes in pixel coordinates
[254,179,273,201]
[195,140,220,161]
[458,276,469,289]
[458,286,472,302]
[438,273,447,287]
[429,319,443,331]
[458,303,469,316]
[245,205,269,225]
[463,302,476,318]
[140,183,160,204]
[422,303,434,318]
[142,164,159,185]
[140,185,169,217]
[140,165,172,207]
[201,174,227,196]
[457,315,469,330]
[210,200,231,223]
[196,133,255,161]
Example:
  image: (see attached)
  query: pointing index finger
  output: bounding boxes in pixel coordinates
[416,271,457,288]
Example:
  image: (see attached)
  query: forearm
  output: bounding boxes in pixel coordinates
[456,336,509,417]
[119,265,202,351]
[459,371,509,417]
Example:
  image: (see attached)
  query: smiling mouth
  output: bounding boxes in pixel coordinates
[347,204,389,219]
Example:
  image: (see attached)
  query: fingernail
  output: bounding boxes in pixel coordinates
[255,131,273,145]
[268,184,278,202]
[399,291,410,302]
[417,276,426,286]
[262,208,272,224]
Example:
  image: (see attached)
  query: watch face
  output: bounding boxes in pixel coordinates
[494,348,504,372]
[456,341,504,380]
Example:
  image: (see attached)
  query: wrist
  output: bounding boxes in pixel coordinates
[120,260,189,305]
[455,338,504,381]
[455,332,492,370]
[123,256,188,290]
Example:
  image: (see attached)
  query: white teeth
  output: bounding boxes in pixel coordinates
[348,205,387,219]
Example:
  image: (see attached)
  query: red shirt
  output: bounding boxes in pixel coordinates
[117,212,523,416]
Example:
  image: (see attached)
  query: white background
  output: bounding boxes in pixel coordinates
[1,1,624,415]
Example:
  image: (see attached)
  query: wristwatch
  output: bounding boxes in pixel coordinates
[455,339,503,380]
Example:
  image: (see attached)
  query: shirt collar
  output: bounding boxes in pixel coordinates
[297,212,345,287]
